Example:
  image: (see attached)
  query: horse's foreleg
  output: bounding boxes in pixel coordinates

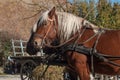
[75,62,90,80]
[66,52,91,80]
[74,54,90,80]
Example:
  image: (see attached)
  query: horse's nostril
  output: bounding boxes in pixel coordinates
[33,39,42,47]
[34,41,38,46]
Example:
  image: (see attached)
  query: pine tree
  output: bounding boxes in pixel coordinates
[96,0,112,28]
[67,0,120,29]
[112,3,120,29]
[78,0,88,18]
[87,0,96,23]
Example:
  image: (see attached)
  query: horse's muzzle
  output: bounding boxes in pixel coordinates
[33,39,43,49]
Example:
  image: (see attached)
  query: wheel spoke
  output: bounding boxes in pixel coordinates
[20,60,37,80]
[23,76,28,80]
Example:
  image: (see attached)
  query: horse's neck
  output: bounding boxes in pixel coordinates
[56,12,99,43]
[78,29,97,47]
[57,27,95,46]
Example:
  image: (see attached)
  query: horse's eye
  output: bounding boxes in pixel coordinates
[43,22,47,25]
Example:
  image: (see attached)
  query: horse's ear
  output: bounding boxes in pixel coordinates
[48,7,56,19]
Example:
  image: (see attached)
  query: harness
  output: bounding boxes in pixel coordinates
[58,28,120,76]
[35,15,120,76]
[59,33,100,76]
[59,43,120,76]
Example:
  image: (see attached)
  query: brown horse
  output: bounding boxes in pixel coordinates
[26,7,120,80]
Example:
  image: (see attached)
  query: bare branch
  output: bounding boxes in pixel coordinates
[20,0,40,6]
[22,10,41,20]
[56,0,66,12]
[84,2,99,20]
[83,6,95,19]
[20,0,48,10]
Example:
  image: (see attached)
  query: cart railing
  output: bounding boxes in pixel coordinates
[11,39,27,56]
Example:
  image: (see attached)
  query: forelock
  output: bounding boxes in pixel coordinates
[32,23,37,33]
[31,11,49,33]
[37,11,49,27]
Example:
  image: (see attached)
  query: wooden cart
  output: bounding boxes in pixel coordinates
[9,39,119,80]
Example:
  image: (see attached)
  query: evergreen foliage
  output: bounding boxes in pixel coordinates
[68,0,120,29]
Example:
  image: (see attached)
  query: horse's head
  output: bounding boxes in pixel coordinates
[26,7,99,55]
[26,7,58,55]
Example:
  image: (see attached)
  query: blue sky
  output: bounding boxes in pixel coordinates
[110,0,120,3]
[69,0,120,3]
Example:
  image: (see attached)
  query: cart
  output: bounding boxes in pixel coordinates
[9,39,119,80]
[9,39,68,80]
[11,54,67,80]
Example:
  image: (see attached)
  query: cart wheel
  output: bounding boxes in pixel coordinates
[20,60,37,80]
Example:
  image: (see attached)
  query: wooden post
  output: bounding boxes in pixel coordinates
[11,39,16,56]
[20,39,24,56]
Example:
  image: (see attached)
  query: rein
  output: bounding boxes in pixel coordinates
[43,19,55,40]
[38,17,81,48]
[44,34,78,48]
[41,19,100,48]
[35,14,120,72]
[35,20,120,78]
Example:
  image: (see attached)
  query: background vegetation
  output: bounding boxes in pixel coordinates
[68,0,120,29]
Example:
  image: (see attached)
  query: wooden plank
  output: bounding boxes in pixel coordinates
[11,39,27,56]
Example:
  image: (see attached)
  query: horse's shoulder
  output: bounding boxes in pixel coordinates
[101,29,120,38]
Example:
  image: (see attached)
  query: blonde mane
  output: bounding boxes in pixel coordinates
[34,10,98,43]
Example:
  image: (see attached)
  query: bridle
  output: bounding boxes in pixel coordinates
[34,15,100,49]
[34,15,81,49]
[34,17,55,47]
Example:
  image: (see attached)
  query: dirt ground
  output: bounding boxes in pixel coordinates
[0,75,21,80]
